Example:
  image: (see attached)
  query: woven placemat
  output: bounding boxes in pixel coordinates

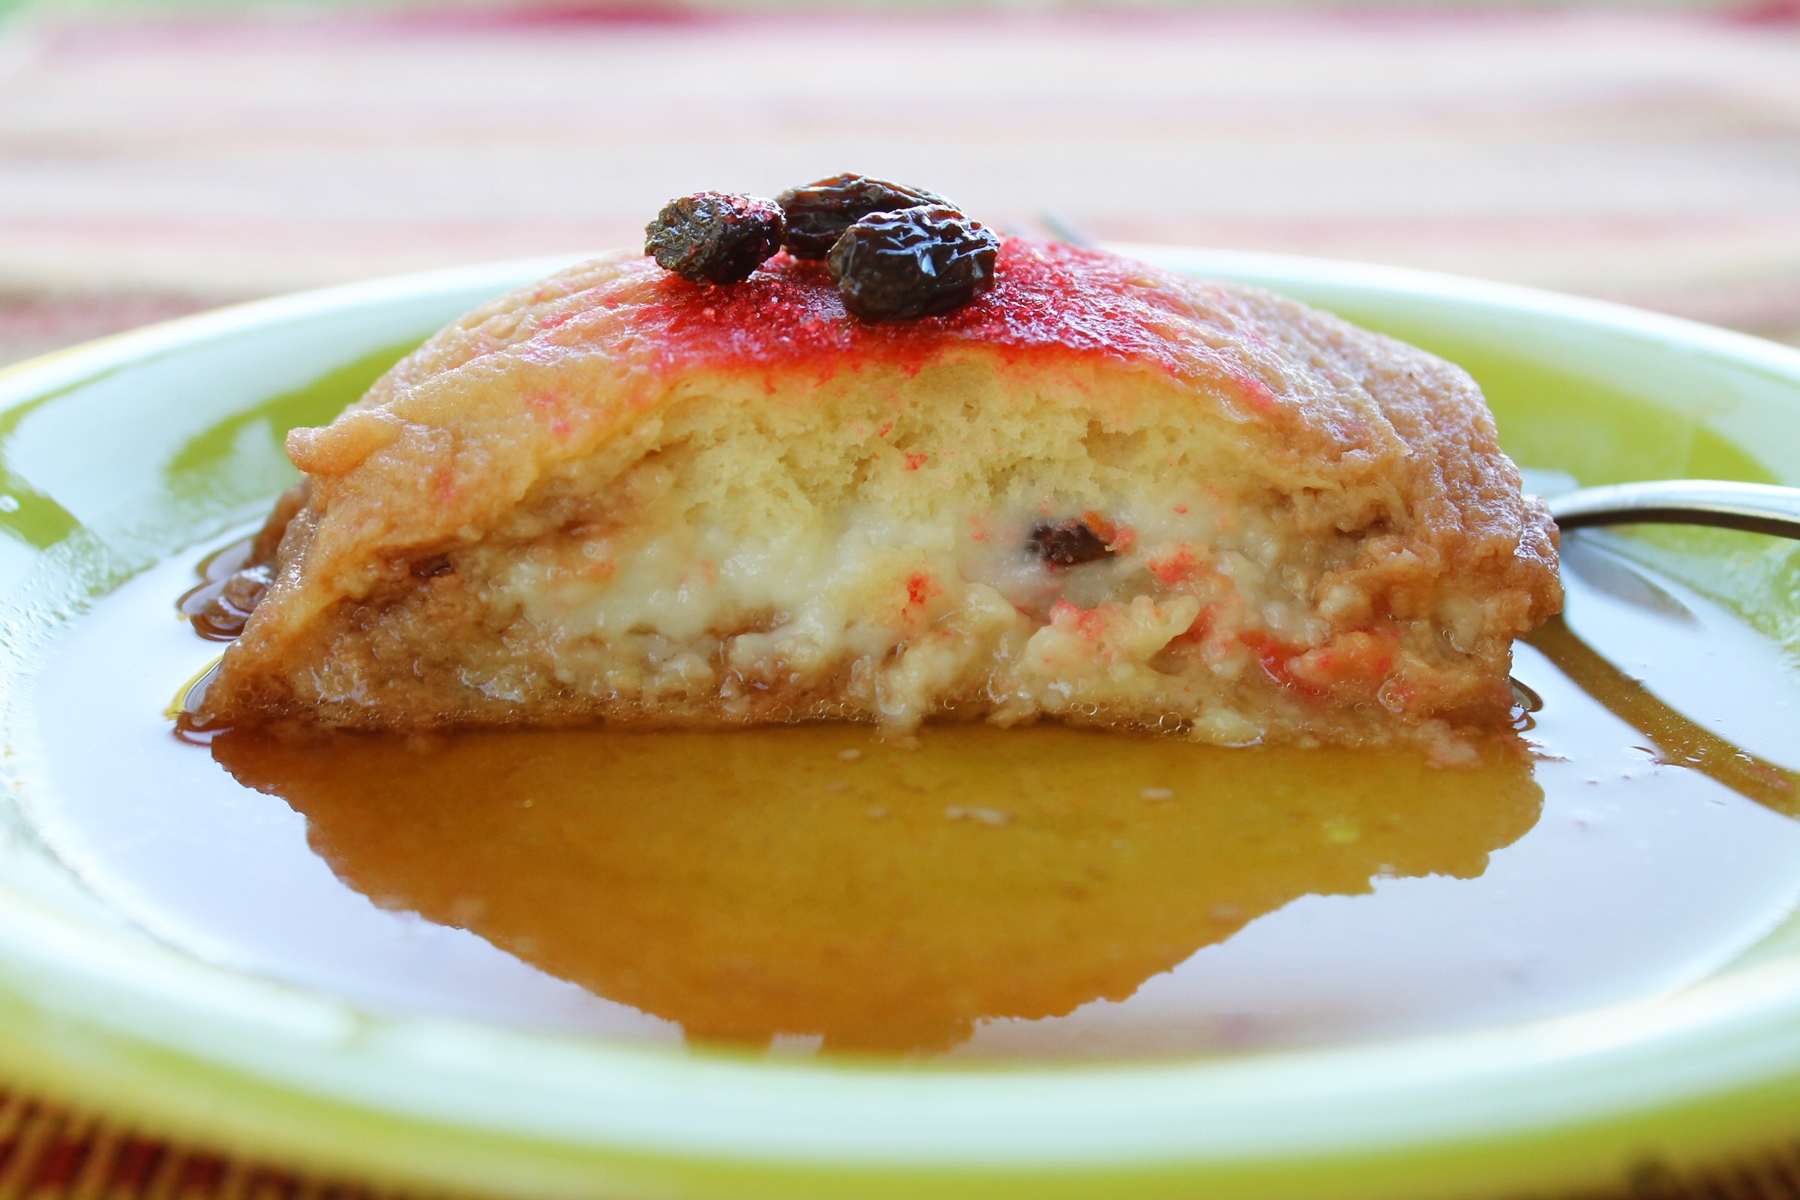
[8,1085,1800,1200]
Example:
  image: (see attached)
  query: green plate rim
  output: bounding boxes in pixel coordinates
[2,247,1800,1200]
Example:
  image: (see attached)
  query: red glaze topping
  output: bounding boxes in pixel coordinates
[600,238,1257,387]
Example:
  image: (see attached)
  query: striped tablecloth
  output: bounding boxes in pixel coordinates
[2,1,1799,364]
[5,1083,1800,1199]
[3,3,1800,1195]
[0,1092,403,1200]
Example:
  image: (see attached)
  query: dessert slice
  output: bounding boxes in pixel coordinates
[195,239,1560,753]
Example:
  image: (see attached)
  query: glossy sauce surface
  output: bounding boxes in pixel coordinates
[23,532,1800,1059]
[213,724,1540,1054]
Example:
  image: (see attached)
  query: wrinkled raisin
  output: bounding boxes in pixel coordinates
[827,206,999,323]
[777,174,951,260]
[645,192,784,284]
[1028,519,1114,567]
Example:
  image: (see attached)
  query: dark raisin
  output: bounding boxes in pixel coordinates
[412,555,454,579]
[827,206,999,323]
[776,174,951,260]
[1028,520,1114,567]
[645,192,784,284]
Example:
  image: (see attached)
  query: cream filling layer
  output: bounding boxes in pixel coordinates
[479,481,1360,736]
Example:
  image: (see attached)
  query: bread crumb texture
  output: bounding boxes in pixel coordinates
[201,240,1561,751]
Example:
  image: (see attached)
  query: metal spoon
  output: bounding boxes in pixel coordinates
[1547,479,1800,540]
[1529,479,1800,813]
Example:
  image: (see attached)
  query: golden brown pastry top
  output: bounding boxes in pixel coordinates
[257,239,1557,670]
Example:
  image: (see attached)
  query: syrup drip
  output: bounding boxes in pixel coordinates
[176,536,264,641]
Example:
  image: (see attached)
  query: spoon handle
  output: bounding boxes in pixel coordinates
[1547,479,1800,540]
